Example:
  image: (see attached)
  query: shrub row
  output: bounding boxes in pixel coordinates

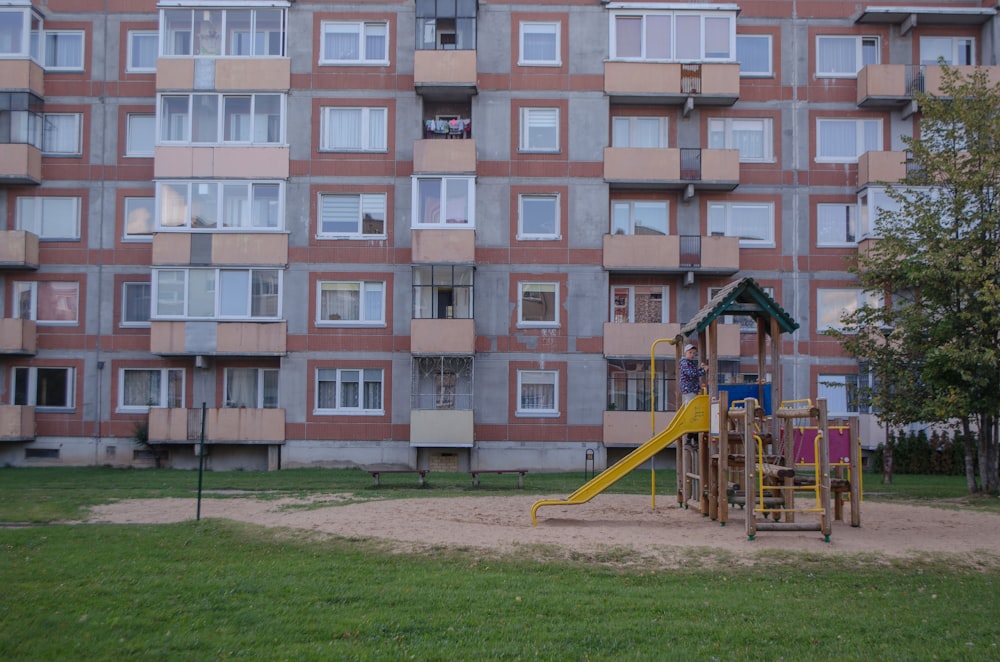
[871,429,976,475]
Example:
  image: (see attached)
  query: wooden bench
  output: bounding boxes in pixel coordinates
[470,469,528,489]
[367,468,429,487]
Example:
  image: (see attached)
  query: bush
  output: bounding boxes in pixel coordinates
[871,429,975,475]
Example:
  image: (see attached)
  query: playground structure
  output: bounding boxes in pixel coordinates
[531,278,863,541]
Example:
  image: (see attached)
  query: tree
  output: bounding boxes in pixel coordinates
[835,65,1000,494]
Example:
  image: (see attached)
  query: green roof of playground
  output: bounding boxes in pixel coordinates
[680,277,800,337]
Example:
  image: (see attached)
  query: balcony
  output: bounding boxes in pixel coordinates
[156,57,290,91]
[413,138,476,174]
[0,319,36,354]
[148,407,286,444]
[603,234,740,274]
[604,147,739,191]
[154,146,289,179]
[0,59,44,97]
[858,64,1000,109]
[604,62,739,106]
[603,322,681,358]
[0,405,34,441]
[603,410,676,446]
[410,409,474,446]
[152,232,288,267]
[151,321,287,356]
[858,150,908,187]
[411,319,475,355]
[0,230,39,269]
[412,228,475,263]
[0,143,42,185]
[414,50,477,100]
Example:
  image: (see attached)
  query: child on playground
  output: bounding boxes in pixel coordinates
[679,343,707,405]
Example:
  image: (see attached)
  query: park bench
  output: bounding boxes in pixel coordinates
[367,468,429,487]
[470,469,529,489]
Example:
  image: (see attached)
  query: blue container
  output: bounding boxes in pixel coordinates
[718,383,772,415]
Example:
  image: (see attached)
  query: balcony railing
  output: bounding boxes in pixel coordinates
[604,62,740,106]
[604,147,739,190]
[148,407,286,444]
[603,233,739,274]
[0,405,35,441]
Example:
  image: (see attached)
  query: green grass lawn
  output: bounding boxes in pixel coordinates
[1,467,998,660]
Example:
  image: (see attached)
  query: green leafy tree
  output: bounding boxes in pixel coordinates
[835,66,1000,494]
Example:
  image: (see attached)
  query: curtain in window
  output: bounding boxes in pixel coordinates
[633,118,663,148]
[817,37,855,74]
[321,283,360,321]
[317,369,337,409]
[340,370,360,408]
[731,204,771,242]
[614,17,641,58]
[251,270,278,317]
[675,15,701,60]
[46,33,82,68]
[704,17,730,58]
[522,25,555,62]
[363,369,382,409]
[645,15,671,59]
[363,283,383,322]
[364,24,386,59]
[226,368,258,408]
[368,108,386,150]
[325,28,359,60]
[862,121,880,153]
[42,115,78,153]
[731,121,764,160]
[819,121,856,159]
[520,372,554,410]
[262,370,279,408]
[736,36,769,74]
[124,370,158,407]
[326,108,361,150]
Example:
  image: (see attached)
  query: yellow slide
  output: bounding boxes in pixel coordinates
[531,394,710,525]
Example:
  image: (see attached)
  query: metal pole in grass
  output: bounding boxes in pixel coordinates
[196,402,206,521]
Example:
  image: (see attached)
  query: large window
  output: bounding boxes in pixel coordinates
[160,8,285,57]
[125,114,155,157]
[708,118,773,162]
[707,201,774,247]
[412,265,473,319]
[517,370,558,416]
[127,30,158,72]
[816,118,881,163]
[153,268,281,320]
[736,34,772,77]
[611,200,668,236]
[415,0,476,51]
[0,7,41,58]
[41,113,82,155]
[818,374,863,416]
[122,282,151,327]
[611,285,668,324]
[316,281,385,326]
[816,288,867,332]
[13,281,79,325]
[412,176,474,227]
[318,192,386,238]
[519,107,559,152]
[816,35,879,77]
[159,93,283,144]
[518,194,560,240]
[315,368,383,414]
[319,107,387,152]
[858,186,904,240]
[319,21,388,65]
[412,356,473,411]
[225,368,278,409]
[920,36,974,65]
[519,22,560,66]
[16,196,81,240]
[519,282,558,327]
[610,10,735,61]
[119,368,183,412]
[123,197,154,240]
[12,367,74,409]
[611,116,667,148]
[816,203,857,247]
[608,359,673,412]
[42,30,84,71]
[157,181,282,231]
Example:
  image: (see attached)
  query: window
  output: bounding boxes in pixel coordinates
[415,0,476,51]
[0,8,39,58]
[611,116,667,148]
[611,201,668,236]
[412,265,473,319]
[225,368,278,409]
[16,196,81,240]
[519,282,558,327]
[315,368,383,414]
[158,93,283,145]
[160,8,285,57]
[519,22,560,66]
[736,34,772,77]
[816,119,881,163]
[12,367,74,409]
[517,370,558,416]
[611,286,668,324]
[157,181,282,231]
[518,194,560,239]
[610,10,735,61]
[317,281,385,325]
[122,282,151,327]
[119,368,183,411]
[318,193,386,238]
[608,359,673,412]
[125,114,155,156]
[858,186,904,240]
[412,356,473,410]
[708,118,773,162]
[123,197,154,240]
[816,288,868,332]
[13,281,79,325]
[412,176,474,227]
[519,107,558,152]
[41,113,81,155]
[319,21,388,65]
[816,203,857,246]
[920,36,974,66]
[0,92,43,146]
[818,374,862,416]
[319,107,387,152]
[153,268,281,320]
[42,30,84,71]
[816,36,878,77]
[707,202,774,247]
[127,30,158,72]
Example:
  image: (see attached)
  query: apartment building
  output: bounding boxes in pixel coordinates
[0,0,996,471]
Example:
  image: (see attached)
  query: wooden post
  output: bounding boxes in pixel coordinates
[849,416,862,527]
[743,397,758,540]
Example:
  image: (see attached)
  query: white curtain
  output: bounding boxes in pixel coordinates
[226,368,258,408]
[124,370,158,407]
[818,37,855,74]
[645,15,671,59]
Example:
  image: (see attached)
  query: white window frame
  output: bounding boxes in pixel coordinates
[224,367,279,409]
[519,107,559,153]
[816,35,879,78]
[609,10,736,62]
[0,7,41,59]
[16,196,81,240]
[611,116,668,148]
[707,201,775,247]
[519,21,560,66]
[159,7,286,58]
[611,285,669,324]
[518,282,559,328]
[155,180,284,232]
[319,106,387,152]
[611,200,669,236]
[517,194,560,240]
[919,36,974,66]
[126,30,158,72]
[736,34,772,77]
[858,186,906,240]
[818,374,861,416]
[118,368,184,412]
[317,192,387,239]
[816,118,882,164]
[121,281,152,328]
[125,113,155,157]
[516,369,559,417]
[40,113,82,156]
[708,117,774,163]
[411,176,476,228]
[12,366,74,410]
[319,20,389,66]
[123,196,154,241]
[13,280,80,325]
[157,92,285,145]
[152,268,282,320]
[816,287,871,333]
[314,368,384,415]
[42,29,84,71]
[816,203,857,247]
[316,280,386,326]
